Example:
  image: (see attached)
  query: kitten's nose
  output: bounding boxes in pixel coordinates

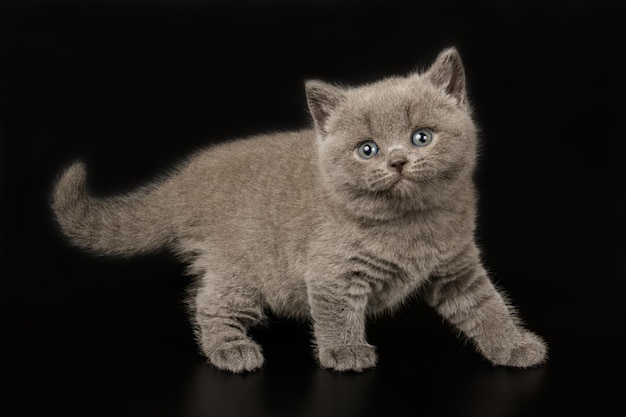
[388,154,408,173]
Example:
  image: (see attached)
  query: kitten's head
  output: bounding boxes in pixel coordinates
[305,48,478,219]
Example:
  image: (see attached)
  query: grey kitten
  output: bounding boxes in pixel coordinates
[52,48,547,373]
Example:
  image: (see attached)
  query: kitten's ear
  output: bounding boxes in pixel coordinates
[424,48,468,107]
[305,80,346,136]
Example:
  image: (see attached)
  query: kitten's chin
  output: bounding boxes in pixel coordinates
[393,175,416,187]
[367,173,417,194]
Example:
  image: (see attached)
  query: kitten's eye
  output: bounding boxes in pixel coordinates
[357,141,379,159]
[411,128,434,147]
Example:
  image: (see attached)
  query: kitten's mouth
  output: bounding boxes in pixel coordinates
[393,175,415,186]
[388,175,417,193]
[366,174,418,195]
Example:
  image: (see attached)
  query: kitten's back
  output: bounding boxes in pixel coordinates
[52,129,320,258]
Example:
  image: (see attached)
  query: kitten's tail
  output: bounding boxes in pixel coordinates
[51,162,174,256]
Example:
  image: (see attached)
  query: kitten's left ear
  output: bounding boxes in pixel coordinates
[424,48,468,107]
[305,80,346,136]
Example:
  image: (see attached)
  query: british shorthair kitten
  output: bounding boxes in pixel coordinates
[52,48,547,372]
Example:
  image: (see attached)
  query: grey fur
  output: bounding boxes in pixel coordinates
[52,48,547,373]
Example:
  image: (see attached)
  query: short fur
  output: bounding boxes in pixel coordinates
[52,48,547,372]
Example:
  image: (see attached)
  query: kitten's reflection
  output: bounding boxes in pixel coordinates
[182,363,375,417]
[444,366,548,417]
[180,360,544,417]
[183,364,267,417]
[306,369,376,417]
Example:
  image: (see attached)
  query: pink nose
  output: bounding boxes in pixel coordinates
[389,157,407,173]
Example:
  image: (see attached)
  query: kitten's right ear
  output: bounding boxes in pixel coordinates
[305,80,346,136]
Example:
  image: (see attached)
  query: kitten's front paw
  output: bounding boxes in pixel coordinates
[318,344,378,372]
[207,339,264,373]
[505,332,548,368]
[483,331,548,368]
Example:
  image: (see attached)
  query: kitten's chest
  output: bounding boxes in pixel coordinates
[360,212,467,267]
[346,213,471,311]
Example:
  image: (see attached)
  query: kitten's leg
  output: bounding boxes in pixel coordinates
[421,244,547,368]
[307,276,377,372]
[194,280,265,373]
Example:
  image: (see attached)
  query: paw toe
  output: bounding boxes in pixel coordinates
[319,345,377,372]
[506,333,548,368]
[209,340,264,373]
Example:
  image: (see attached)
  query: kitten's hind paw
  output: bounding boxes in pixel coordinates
[318,344,378,372]
[207,339,264,373]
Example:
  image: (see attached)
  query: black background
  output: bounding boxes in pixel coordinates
[2,1,625,416]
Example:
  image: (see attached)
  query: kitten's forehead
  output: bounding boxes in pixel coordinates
[335,75,453,133]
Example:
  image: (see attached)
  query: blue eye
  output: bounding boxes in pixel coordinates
[411,128,434,147]
[357,141,379,159]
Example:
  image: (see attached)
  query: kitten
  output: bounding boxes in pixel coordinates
[52,48,547,373]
